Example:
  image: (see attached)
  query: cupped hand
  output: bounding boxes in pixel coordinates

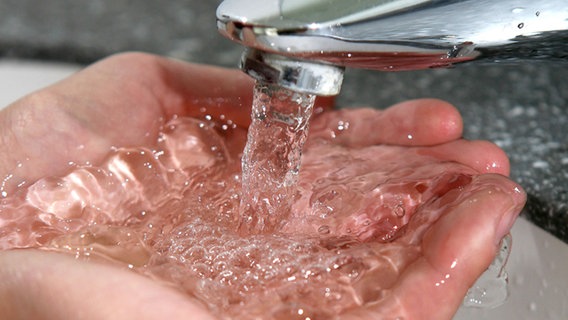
[282,101,524,319]
[1,53,247,320]
[0,53,525,320]
[0,52,254,196]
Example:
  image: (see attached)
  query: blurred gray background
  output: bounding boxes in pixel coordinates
[1,0,567,242]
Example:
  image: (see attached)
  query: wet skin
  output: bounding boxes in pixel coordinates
[0,53,526,319]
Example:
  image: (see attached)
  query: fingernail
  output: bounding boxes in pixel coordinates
[495,186,526,245]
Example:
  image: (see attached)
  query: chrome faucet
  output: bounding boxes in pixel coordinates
[217,0,568,96]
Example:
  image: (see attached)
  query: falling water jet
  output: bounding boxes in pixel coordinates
[238,81,315,235]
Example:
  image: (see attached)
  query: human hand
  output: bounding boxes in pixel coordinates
[293,103,526,319]
[0,53,525,320]
[0,52,257,320]
[0,52,254,197]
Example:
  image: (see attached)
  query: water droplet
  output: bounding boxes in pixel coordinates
[518,22,525,29]
[285,264,298,275]
[304,266,325,279]
[318,225,331,235]
[535,11,540,17]
[324,287,343,301]
[336,120,349,131]
[450,260,458,269]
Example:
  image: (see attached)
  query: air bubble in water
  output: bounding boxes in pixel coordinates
[393,204,406,217]
[318,225,331,235]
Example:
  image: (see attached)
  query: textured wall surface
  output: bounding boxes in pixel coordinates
[1,0,567,242]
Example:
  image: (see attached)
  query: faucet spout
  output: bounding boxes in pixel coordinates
[217,0,568,93]
[240,48,344,96]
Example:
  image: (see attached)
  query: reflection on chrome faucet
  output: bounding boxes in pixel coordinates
[217,0,568,95]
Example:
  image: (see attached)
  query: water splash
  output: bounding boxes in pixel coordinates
[463,234,512,308]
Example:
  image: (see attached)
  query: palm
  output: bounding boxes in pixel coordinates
[0,53,525,320]
[302,117,524,319]
[242,108,524,319]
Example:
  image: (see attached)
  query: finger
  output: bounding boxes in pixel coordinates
[0,249,217,320]
[418,140,511,176]
[0,52,255,194]
[309,99,463,147]
[353,174,525,320]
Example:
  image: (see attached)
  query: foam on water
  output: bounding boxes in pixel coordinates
[0,88,515,318]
